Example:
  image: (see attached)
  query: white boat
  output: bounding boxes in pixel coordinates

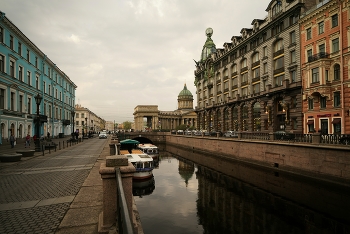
[138,143,159,156]
[119,139,154,180]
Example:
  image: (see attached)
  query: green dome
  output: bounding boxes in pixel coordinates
[178,84,193,97]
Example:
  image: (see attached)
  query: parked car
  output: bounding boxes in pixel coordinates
[274,131,295,140]
[223,131,238,138]
[339,135,350,145]
[99,132,107,139]
[209,131,222,137]
[194,130,202,136]
[177,130,184,134]
[185,130,192,135]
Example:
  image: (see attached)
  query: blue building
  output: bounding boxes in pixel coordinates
[0,11,77,144]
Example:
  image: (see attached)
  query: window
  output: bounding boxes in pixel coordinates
[290,50,296,63]
[334,91,340,107]
[81,113,85,118]
[274,75,284,87]
[332,38,339,53]
[76,113,79,118]
[252,53,259,63]
[312,68,319,83]
[241,59,247,68]
[308,98,314,110]
[318,21,324,34]
[35,57,38,68]
[263,63,268,74]
[291,118,297,130]
[48,85,51,95]
[48,68,51,78]
[308,121,315,132]
[10,35,13,50]
[18,66,23,82]
[332,14,338,28]
[319,44,325,55]
[306,28,312,40]
[241,87,248,97]
[241,73,248,83]
[263,46,267,57]
[334,64,340,81]
[10,92,15,111]
[291,96,297,108]
[253,83,260,94]
[55,89,58,98]
[27,49,30,62]
[333,119,341,133]
[49,105,52,118]
[0,88,5,109]
[35,76,39,89]
[290,31,296,44]
[19,95,23,112]
[320,96,327,109]
[274,40,283,52]
[43,81,46,93]
[28,97,31,114]
[291,70,296,82]
[18,42,22,56]
[274,57,284,70]
[326,70,329,82]
[290,15,298,25]
[0,26,3,43]
[252,68,260,78]
[10,60,15,77]
[0,54,4,72]
[27,71,31,86]
[307,49,312,61]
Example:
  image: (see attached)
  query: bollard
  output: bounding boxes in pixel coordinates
[42,145,45,156]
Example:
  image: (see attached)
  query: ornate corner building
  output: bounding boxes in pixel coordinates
[194,0,321,133]
[300,0,350,134]
[134,84,197,131]
[0,11,77,141]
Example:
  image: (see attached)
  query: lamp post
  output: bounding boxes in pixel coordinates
[85,117,87,138]
[71,110,75,137]
[34,93,42,152]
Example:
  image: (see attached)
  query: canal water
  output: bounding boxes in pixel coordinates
[133,146,350,234]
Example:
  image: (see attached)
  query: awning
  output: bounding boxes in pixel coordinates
[307,120,314,125]
[332,118,341,124]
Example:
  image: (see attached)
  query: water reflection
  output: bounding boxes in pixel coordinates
[133,176,155,198]
[134,145,350,234]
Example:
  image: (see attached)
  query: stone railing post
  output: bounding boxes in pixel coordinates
[269,132,275,141]
[312,132,321,144]
[237,132,242,140]
[98,155,135,234]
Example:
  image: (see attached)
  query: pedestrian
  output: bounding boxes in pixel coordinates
[9,134,15,148]
[47,132,50,139]
[25,134,31,148]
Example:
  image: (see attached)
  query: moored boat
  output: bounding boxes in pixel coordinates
[138,143,159,156]
[120,139,154,180]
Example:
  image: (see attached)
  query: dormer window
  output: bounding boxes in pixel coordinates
[272,2,282,17]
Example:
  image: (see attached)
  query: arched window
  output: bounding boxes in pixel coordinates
[242,105,249,131]
[232,106,238,131]
[253,102,261,131]
[232,64,237,73]
[334,64,340,80]
[274,39,284,52]
[217,110,221,131]
[224,108,229,131]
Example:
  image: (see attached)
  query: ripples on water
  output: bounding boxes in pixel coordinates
[134,147,350,234]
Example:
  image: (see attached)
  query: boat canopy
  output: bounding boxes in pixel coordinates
[120,139,140,145]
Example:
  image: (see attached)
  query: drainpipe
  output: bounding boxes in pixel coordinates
[339,0,345,134]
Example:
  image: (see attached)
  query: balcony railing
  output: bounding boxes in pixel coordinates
[308,52,329,62]
[240,67,248,73]
[252,61,260,68]
[273,48,284,57]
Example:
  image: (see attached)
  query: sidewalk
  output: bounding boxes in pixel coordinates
[0,135,110,234]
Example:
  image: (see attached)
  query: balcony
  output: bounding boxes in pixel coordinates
[273,67,285,75]
[307,52,329,62]
[231,72,238,77]
[252,77,260,83]
[240,67,248,73]
[232,84,238,89]
[223,76,229,81]
[241,81,248,86]
[252,61,260,68]
[273,48,284,57]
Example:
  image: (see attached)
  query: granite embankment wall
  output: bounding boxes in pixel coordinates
[165,135,350,181]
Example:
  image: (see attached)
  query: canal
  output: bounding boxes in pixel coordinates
[133,144,350,234]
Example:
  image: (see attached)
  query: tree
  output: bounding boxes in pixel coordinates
[123,121,132,130]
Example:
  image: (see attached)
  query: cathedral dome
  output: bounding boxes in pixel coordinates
[178,84,193,98]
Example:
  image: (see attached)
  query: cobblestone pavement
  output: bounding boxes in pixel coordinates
[0,137,106,234]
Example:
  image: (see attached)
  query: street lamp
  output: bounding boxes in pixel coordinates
[85,117,87,138]
[71,110,75,136]
[34,93,42,152]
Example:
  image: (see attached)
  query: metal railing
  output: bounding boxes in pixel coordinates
[116,168,134,234]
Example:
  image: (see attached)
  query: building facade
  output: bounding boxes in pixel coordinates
[133,84,197,131]
[194,0,317,133]
[74,104,105,135]
[0,11,77,143]
[300,0,350,134]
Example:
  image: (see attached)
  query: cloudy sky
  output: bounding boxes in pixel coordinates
[1,0,270,123]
